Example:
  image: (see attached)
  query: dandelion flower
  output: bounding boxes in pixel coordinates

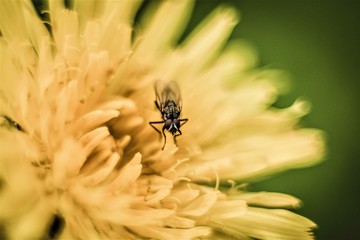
[0,0,325,239]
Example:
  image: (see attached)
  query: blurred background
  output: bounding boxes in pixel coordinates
[191,1,360,239]
[31,0,359,239]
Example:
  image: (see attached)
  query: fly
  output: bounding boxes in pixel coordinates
[149,80,188,150]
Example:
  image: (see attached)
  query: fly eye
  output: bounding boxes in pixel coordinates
[165,119,172,127]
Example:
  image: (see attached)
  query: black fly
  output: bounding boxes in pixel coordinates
[149,80,188,150]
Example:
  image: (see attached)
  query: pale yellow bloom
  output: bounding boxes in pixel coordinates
[0,0,325,239]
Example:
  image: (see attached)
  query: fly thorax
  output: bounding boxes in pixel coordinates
[163,101,179,119]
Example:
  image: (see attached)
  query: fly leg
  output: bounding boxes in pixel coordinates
[162,125,167,150]
[179,118,188,127]
[149,121,164,141]
[173,118,187,146]
[174,129,182,146]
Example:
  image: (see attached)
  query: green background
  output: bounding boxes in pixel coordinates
[192,1,360,239]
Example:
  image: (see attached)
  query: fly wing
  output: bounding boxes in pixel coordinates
[163,81,182,112]
[154,80,166,111]
[154,80,182,111]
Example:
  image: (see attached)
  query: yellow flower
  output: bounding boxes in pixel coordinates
[0,0,325,239]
